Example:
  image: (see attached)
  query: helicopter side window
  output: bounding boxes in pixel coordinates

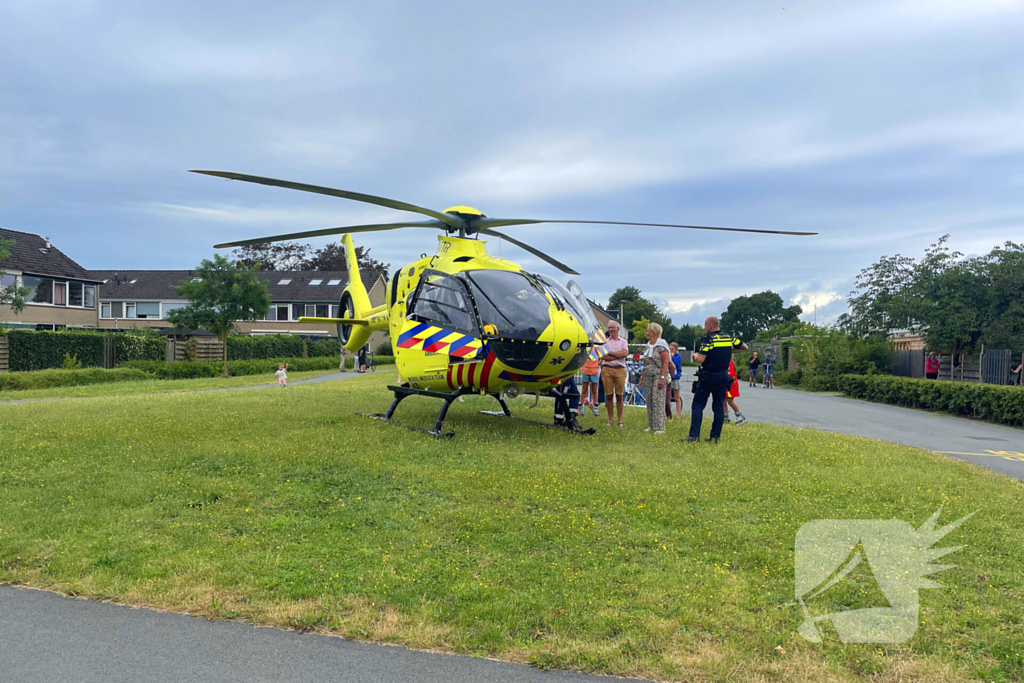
[409,271,477,335]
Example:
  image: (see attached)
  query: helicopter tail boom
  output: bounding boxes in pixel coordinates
[339,233,385,352]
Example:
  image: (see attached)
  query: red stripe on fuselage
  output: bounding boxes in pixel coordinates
[479,352,496,390]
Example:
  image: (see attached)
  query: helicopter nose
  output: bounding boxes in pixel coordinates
[547,312,589,372]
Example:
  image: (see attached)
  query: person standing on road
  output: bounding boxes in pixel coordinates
[600,321,629,428]
[748,352,760,387]
[641,322,672,434]
[764,353,776,388]
[685,317,747,443]
[723,358,746,425]
[925,352,940,380]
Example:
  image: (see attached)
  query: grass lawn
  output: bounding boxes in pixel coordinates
[1,372,1021,682]
[0,369,338,402]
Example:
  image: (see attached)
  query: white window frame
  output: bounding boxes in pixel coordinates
[278,278,292,285]
[327,279,342,286]
[309,279,323,286]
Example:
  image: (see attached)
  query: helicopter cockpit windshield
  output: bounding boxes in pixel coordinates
[533,274,601,340]
[464,270,551,341]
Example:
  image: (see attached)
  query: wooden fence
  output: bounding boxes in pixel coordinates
[0,336,8,373]
[164,337,225,363]
[891,348,1019,385]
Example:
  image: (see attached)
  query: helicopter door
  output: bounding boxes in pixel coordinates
[399,271,481,369]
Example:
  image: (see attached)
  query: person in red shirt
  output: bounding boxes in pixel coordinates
[723,359,747,425]
[925,352,940,380]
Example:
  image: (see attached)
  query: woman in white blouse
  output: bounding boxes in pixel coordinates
[641,322,672,434]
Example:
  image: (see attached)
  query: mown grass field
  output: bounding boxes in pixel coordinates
[0,369,337,402]
[0,373,1021,682]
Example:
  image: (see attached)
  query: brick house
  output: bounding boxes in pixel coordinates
[87,269,387,344]
[0,227,103,330]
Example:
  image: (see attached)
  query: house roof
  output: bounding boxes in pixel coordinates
[0,227,103,282]
[87,269,383,302]
[589,299,618,320]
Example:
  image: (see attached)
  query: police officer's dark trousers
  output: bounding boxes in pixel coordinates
[688,370,731,440]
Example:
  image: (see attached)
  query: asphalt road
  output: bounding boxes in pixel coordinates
[686,372,1024,481]
[0,587,629,683]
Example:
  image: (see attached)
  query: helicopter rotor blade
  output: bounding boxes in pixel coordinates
[213,220,449,248]
[476,217,816,236]
[191,170,463,229]
[478,228,580,275]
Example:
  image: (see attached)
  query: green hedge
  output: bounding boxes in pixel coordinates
[839,374,1024,426]
[6,330,106,371]
[113,334,166,365]
[226,335,342,360]
[0,367,151,391]
[123,356,340,379]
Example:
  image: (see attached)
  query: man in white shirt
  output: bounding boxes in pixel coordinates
[600,321,630,427]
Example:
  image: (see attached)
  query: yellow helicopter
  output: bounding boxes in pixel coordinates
[194,170,814,437]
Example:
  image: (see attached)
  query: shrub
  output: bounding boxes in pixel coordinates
[123,355,342,379]
[307,337,341,358]
[0,367,151,392]
[113,332,166,365]
[7,330,106,371]
[375,340,393,356]
[62,353,82,370]
[839,374,1024,426]
[227,335,304,360]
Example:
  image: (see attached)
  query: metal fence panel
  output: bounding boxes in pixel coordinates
[982,349,1012,385]
[891,350,925,378]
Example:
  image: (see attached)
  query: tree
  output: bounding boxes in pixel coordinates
[232,241,310,271]
[0,238,29,321]
[231,240,390,279]
[847,236,1023,353]
[168,255,271,376]
[301,243,390,279]
[720,291,802,342]
[607,286,642,312]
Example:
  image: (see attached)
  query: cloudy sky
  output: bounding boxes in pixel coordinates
[3,0,1023,324]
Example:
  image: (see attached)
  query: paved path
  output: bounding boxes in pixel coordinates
[685,372,1024,481]
[0,586,629,683]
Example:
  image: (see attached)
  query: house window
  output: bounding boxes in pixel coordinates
[305,304,316,317]
[84,285,95,308]
[278,279,292,285]
[331,305,340,318]
[136,302,160,319]
[265,306,277,321]
[327,279,341,286]
[309,279,322,286]
[276,304,289,321]
[101,303,111,318]
[54,282,67,306]
[293,303,305,320]
[110,302,124,318]
[69,282,83,307]
[125,303,136,318]
[23,276,54,304]
[0,274,16,288]
[162,301,185,317]
[315,304,329,317]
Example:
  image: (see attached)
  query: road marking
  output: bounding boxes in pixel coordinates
[936,450,1024,462]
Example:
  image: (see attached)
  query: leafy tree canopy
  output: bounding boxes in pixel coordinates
[232,241,390,279]
[605,285,704,348]
[720,291,802,343]
[847,236,1024,353]
[168,255,271,375]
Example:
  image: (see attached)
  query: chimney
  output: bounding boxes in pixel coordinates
[44,236,51,249]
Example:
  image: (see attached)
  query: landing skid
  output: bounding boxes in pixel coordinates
[479,386,596,436]
[360,384,595,438]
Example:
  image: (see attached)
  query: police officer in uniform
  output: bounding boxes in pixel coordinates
[685,316,747,443]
